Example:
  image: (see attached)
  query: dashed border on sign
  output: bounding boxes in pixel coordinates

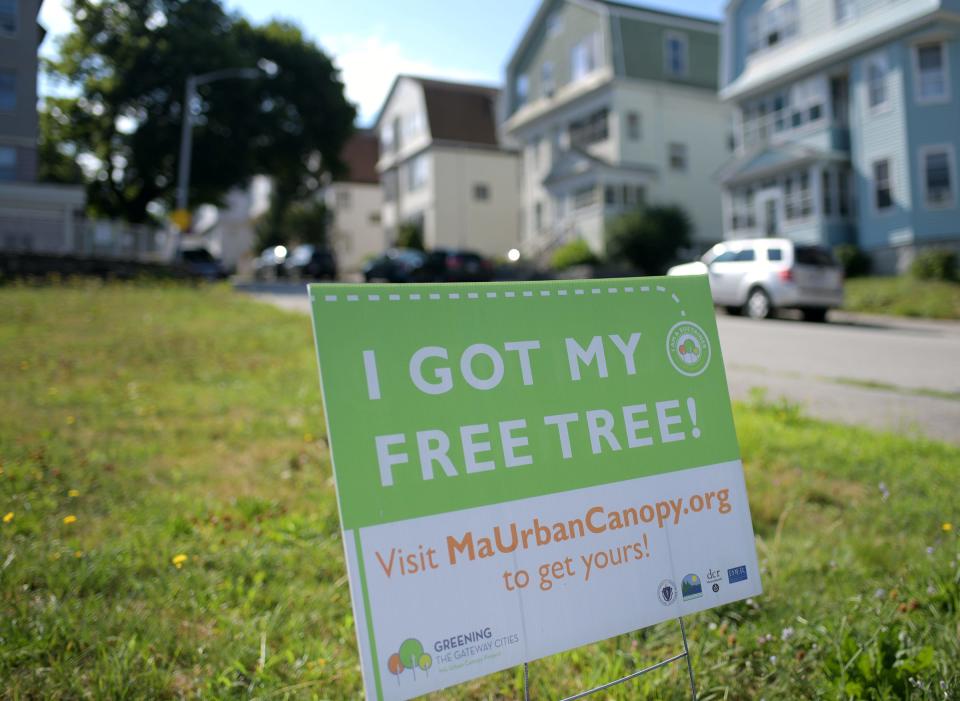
[315,284,688,317]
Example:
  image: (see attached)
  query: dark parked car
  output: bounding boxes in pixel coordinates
[178,247,229,281]
[419,249,494,282]
[253,245,288,280]
[284,244,337,280]
[363,248,428,283]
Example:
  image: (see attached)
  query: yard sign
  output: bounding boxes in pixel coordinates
[309,276,761,700]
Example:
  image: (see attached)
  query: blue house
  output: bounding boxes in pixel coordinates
[719,0,960,272]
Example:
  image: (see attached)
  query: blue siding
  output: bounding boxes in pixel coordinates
[902,31,960,242]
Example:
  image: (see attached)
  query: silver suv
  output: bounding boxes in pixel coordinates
[667,238,844,321]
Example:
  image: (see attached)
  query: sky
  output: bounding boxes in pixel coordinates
[38,0,726,126]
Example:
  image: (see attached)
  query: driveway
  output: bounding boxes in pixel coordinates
[240,282,960,445]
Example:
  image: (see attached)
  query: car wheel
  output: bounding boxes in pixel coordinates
[744,288,773,320]
[801,307,828,323]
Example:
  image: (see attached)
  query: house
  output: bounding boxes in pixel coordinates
[374,75,521,258]
[720,0,960,273]
[325,129,385,272]
[0,0,85,254]
[501,0,731,261]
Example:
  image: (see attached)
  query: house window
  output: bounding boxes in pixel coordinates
[573,185,596,210]
[790,77,826,129]
[382,169,398,202]
[747,0,798,54]
[867,53,888,110]
[834,0,854,23]
[546,11,562,37]
[784,170,812,220]
[838,169,851,217]
[0,146,15,181]
[873,159,893,211]
[0,70,15,111]
[473,183,490,201]
[368,211,381,224]
[335,190,351,210]
[665,32,688,77]
[405,154,428,191]
[571,32,601,82]
[668,143,687,171]
[534,201,543,231]
[541,62,555,98]
[627,112,641,140]
[516,74,529,107]
[0,0,16,34]
[921,146,955,208]
[604,185,617,205]
[914,42,948,103]
[569,108,608,148]
[392,116,402,152]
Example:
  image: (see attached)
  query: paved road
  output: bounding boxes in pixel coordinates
[240,283,960,445]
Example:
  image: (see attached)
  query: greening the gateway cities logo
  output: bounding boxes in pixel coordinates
[666,321,712,377]
[386,639,432,683]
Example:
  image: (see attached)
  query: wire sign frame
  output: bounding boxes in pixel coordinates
[521,617,698,701]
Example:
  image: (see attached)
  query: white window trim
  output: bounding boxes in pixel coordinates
[871,157,896,216]
[664,31,689,78]
[834,0,855,25]
[865,51,891,116]
[918,143,957,210]
[912,40,951,106]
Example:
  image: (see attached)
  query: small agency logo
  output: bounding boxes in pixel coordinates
[658,579,678,605]
[666,321,712,377]
[386,638,433,683]
[727,565,748,584]
[706,568,722,593]
[681,573,703,600]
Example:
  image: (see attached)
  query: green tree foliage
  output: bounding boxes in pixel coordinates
[605,205,692,275]
[254,197,330,251]
[42,0,355,223]
[551,239,598,270]
[396,221,425,251]
[834,244,872,278]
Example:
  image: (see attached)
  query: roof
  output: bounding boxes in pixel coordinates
[373,75,502,148]
[599,0,720,27]
[542,146,657,186]
[336,130,379,184]
[418,78,500,147]
[717,144,848,185]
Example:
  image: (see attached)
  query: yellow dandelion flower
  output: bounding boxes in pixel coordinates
[317,658,327,667]
[74,550,83,558]
[172,554,188,569]
[66,416,76,425]
[68,489,80,498]
[944,522,954,533]
[63,515,77,525]
[303,433,315,443]
[3,512,13,523]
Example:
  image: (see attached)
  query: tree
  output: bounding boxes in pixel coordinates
[605,205,693,275]
[42,0,355,223]
[396,221,425,251]
[254,197,330,252]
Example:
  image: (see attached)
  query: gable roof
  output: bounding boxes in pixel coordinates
[335,130,379,184]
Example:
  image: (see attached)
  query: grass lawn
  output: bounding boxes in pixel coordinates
[844,277,960,320]
[1,282,957,700]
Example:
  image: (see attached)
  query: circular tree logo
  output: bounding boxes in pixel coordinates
[387,638,432,684]
[666,321,711,377]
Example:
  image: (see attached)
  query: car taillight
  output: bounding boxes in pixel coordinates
[778,268,794,282]
[447,256,462,270]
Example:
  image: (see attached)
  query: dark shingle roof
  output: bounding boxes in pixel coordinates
[414,77,500,147]
[336,130,379,184]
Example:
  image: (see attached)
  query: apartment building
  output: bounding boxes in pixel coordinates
[720,0,960,272]
[374,75,521,258]
[325,129,385,272]
[0,0,85,253]
[502,0,731,260]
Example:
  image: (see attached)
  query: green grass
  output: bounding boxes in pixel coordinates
[844,277,960,319]
[1,282,957,700]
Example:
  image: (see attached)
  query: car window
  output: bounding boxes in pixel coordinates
[795,246,836,267]
[734,248,756,262]
[767,248,783,261]
[182,249,214,262]
[712,251,737,263]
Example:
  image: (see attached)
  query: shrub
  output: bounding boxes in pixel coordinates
[551,239,598,270]
[605,205,692,275]
[910,249,957,282]
[834,244,872,278]
[396,222,425,251]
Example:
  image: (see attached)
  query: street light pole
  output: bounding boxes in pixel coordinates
[174,67,265,219]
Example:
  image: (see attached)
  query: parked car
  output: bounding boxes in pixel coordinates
[284,244,337,280]
[667,238,844,321]
[178,247,229,281]
[363,248,428,283]
[253,245,288,280]
[418,249,494,282]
